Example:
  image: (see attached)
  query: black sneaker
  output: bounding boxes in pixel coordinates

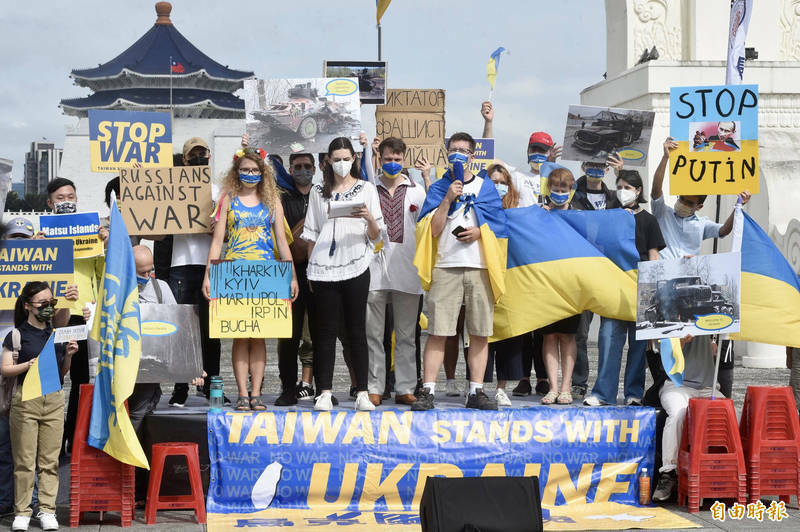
[465,388,498,410]
[512,379,532,396]
[652,470,677,502]
[535,380,551,396]
[296,383,314,401]
[349,386,357,399]
[169,387,188,407]
[411,389,435,411]
[275,389,298,406]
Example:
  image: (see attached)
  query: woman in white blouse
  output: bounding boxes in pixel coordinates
[301,137,385,411]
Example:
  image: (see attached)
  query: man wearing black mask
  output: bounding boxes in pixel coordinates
[167,137,222,406]
[275,153,317,405]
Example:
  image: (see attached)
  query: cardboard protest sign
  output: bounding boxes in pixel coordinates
[636,252,741,340]
[562,105,655,166]
[0,240,74,309]
[39,212,103,259]
[446,137,494,175]
[669,84,759,195]
[88,110,172,172]
[243,78,362,155]
[375,89,447,169]
[118,166,213,235]
[208,260,292,338]
[324,60,387,104]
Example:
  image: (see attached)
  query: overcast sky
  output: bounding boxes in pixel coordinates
[0,0,605,183]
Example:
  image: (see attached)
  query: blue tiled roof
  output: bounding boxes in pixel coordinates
[71,23,252,81]
[60,88,244,110]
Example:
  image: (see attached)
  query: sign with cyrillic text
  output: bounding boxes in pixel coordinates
[119,166,213,235]
[208,259,292,338]
[376,89,447,169]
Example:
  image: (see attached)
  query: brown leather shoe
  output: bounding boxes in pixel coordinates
[368,393,382,406]
[395,393,417,405]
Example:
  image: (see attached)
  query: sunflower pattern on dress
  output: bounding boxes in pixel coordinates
[224,196,274,260]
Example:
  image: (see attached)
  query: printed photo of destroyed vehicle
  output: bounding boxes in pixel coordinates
[562,105,655,166]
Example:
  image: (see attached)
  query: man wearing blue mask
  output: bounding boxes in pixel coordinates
[365,137,426,406]
[413,132,507,411]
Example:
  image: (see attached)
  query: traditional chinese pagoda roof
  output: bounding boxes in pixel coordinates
[60,88,244,118]
[69,2,253,93]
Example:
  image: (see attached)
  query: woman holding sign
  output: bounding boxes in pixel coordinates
[1,282,78,531]
[202,149,298,411]
[301,137,385,412]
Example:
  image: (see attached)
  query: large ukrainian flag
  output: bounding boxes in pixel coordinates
[89,199,148,469]
[491,207,638,342]
[731,211,800,347]
[414,170,508,302]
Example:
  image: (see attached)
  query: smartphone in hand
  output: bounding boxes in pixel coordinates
[451,225,467,237]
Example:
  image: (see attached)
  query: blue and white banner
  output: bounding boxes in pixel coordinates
[726,0,753,85]
[204,407,700,530]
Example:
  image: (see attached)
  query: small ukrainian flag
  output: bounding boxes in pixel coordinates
[21,333,61,401]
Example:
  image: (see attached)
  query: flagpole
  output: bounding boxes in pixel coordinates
[377,23,382,60]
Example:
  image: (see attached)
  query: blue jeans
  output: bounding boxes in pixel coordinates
[591,318,647,404]
[0,415,12,509]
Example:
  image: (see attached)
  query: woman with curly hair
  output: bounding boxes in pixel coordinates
[202,148,298,411]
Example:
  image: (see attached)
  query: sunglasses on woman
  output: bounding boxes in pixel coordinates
[30,299,58,308]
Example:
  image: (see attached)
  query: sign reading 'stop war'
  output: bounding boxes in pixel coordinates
[0,240,74,309]
[669,84,759,195]
[376,89,447,169]
[208,260,293,338]
[39,212,103,259]
[89,110,172,172]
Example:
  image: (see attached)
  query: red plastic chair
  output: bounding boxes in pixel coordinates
[145,442,206,525]
[69,384,135,528]
[677,397,747,513]
[740,386,800,505]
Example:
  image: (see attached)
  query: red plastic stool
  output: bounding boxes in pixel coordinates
[70,384,135,528]
[677,397,747,513]
[740,386,800,505]
[145,442,206,524]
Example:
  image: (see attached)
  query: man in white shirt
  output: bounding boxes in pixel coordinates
[413,132,501,411]
[167,137,220,407]
[365,138,426,406]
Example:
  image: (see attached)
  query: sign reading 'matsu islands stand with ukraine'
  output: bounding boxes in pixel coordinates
[205,407,696,531]
[39,212,104,259]
[669,84,759,195]
[0,240,74,309]
[208,259,293,338]
[88,109,173,172]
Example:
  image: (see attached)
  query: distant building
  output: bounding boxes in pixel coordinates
[12,181,24,196]
[24,141,62,195]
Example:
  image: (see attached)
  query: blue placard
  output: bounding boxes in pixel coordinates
[88,109,172,172]
[209,259,293,301]
[39,212,103,259]
[0,240,74,309]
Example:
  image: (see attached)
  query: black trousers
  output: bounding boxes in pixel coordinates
[311,270,370,392]
[277,263,315,391]
[64,314,89,451]
[169,265,221,395]
[521,331,546,380]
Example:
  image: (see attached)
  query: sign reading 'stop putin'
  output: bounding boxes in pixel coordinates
[669,84,758,195]
[89,110,173,172]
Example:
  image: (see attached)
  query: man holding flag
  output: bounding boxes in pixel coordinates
[413,132,508,411]
[88,198,148,469]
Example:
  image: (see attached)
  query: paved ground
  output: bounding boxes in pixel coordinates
[3,337,797,531]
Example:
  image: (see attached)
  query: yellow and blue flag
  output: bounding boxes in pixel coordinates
[376,0,392,23]
[731,210,800,347]
[659,337,685,386]
[414,170,508,302]
[491,207,638,341]
[89,199,148,469]
[21,333,61,401]
[487,47,507,89]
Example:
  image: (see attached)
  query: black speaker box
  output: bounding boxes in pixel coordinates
[419,476,543,532]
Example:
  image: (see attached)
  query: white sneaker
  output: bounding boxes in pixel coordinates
[495,388,512,407]
[445,381,460,396]
[37,511,58,531]
[12,515,30,531]
[354,391,376,411]
[314,391,333,411]
[583,395,603,406]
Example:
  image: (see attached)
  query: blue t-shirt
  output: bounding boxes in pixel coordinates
[3,321,65,386]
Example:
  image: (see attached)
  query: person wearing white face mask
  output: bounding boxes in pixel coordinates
[301,137,385,412]
[584,170,666,407]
